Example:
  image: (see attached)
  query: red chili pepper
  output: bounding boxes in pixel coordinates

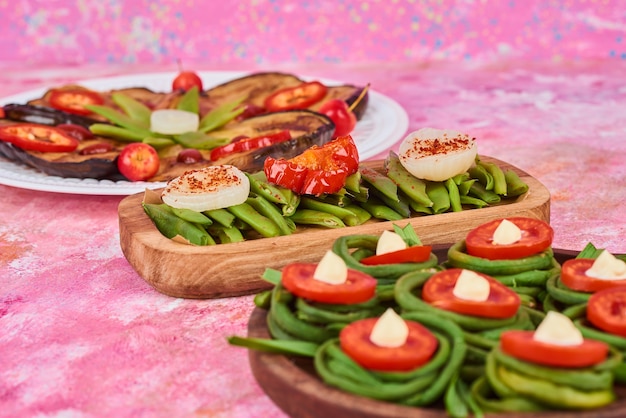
[210,130,292,161]
[263,135,359,196]
[49,88,104,115]
[0,123,79,153]
[264,81,328,112]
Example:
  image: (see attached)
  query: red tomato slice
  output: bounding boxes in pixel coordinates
[587,287,626,337]
[501,330,609,368]
[49,89,104,115]
[210,130,292,161]
[281,263,376,305]
[264,81,328,112]
[560,258,626,292]
[339,317,439,371]
[360,245,432,266]
[0,123,79,153]
[465,217,554,260]
[422,268,520,319]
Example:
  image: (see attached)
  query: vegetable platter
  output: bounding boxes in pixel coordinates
[117,156,550,299]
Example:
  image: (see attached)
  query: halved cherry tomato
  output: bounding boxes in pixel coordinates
[172,71,203,92]
[422,268,520,319]
[177,148,204,164]
[281,263,377,305]
[587,287,626,337]
[319,99,357,138]
[236,103,267,121]
[79,142,114,155]
[560,258,626,292]
[0,123,79,153]
[465,217,554,260]
[49,89,104,115]
[264,135,360,196]
[264,81,328,112]
[339,317,438,371]
[117,143,160,181]
[501,330,609,368]
[56,123,94,140]
[360,245,432,266]
[210,130,292,161]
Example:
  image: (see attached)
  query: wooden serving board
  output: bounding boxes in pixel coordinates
[118,156,550,299]
[247,249,626,418]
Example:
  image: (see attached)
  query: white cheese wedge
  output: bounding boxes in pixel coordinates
[585,250,626,280]
[492,219,522,245]
[313,250,348,285]
[376,230,407,255]
[370,308,409,348]
[534,311,584,346]
[452,269,490,302]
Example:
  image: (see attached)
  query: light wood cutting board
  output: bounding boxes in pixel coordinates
[118,156,550,299]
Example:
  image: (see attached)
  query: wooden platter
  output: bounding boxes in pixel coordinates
[246,248,626,418]
[118,156,550,299]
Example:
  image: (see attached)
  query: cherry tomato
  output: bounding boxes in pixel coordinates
[264,81,328,112]
[176,148,204,164]
[79,142,115,155]
[281,263,377,305]
[48,89,104,115]
[587,287,626,337]
[210,130,292,161]
[560,258,626,293]
[172,71,203,92]
[319,99,357,138]
[360,245,432,266]
[339,317,438,372]
[422,268,521,319]
[500,330,609,368]
[117,143,160,181]
[56,123,94,141]
[465,217,554,260]
[0,123,79,153]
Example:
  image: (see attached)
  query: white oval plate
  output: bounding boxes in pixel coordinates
[0,71,409,195]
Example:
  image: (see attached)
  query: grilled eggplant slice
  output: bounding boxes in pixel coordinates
[2,104,103,129]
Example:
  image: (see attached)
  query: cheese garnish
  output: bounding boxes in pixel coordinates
[585,250,626,280]
[370,308,409,348]
[492,219,522,245]
[313,250,348,285]
[534,311,584,346]
[452,269,490,302]
[376,230,407,255]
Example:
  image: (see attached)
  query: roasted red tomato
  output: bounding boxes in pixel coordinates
[587,287,626,337]
[500,330,609,368]
[264,81,328,112]
[49,88,104,115]
[264,135,360,196]
[281,263,377,305]
[422,268,520,319]
[560,258,626,292]
[360,245,432,266]
[0,123,79,153]
[339,317,439,371]
[465,217,554,260]
[210,130,292,161]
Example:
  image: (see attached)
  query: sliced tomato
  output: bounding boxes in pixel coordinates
[587,287,626,337]
[210,130,292,161]
[501,330,609,368]
[360,245,432,266]
[281,263,376,305]
[560,258,626,292]
[339,317,438,371]
[0,123,79,153]
[422,268,520,319]
[264,81,328,112]
[49,88,104,115]
[465,217,554,260]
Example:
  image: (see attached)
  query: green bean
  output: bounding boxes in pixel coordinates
[227,336,318,357]
[111,92,151,127]
[393,222,423,246]
[169,207,213,225]
[89,123,147,142]
[561,302,588,320]
[288,209,345,228]
[445,177,462,212]
[368,187,411,218]
[85,104,152,135]
[520,305,546,326]
[228,202,281,238]
[459,195,488,208]
[457,375,484,418]
[280,190,301,216]
[468,164,494,190]
[425,181,450,214]
[545,275,591,305]
[253,290,272,309]
[343,171,362,194]
[207,224,245,244]
[294,298,384,324]
[143,203,213,246]
[575,319,626,350]
[457,178,476,196]
[204,208,236,227]
[445,372,469,418]
[300,197,358,222]
[407,199,434,215]
[471,375,545,413]
[452,172,470,185]
[246,194,293,236]
[384,151,433,207]
[359,197,405,221]
[493,268,554,287]
[504,169,529,197]
[468,182,501,204]
[176,86,199,114]
[174,131,228,150]
[266,308,300,340]
[317,192,352,208]
[198,96,245,132]
[479,160,507,196]
[246,173,287,204]
[360,165,399,202]
[261,268,282,286]
[344,204,372,225]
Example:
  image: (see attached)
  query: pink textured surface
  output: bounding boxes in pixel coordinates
[1,59,625,418]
